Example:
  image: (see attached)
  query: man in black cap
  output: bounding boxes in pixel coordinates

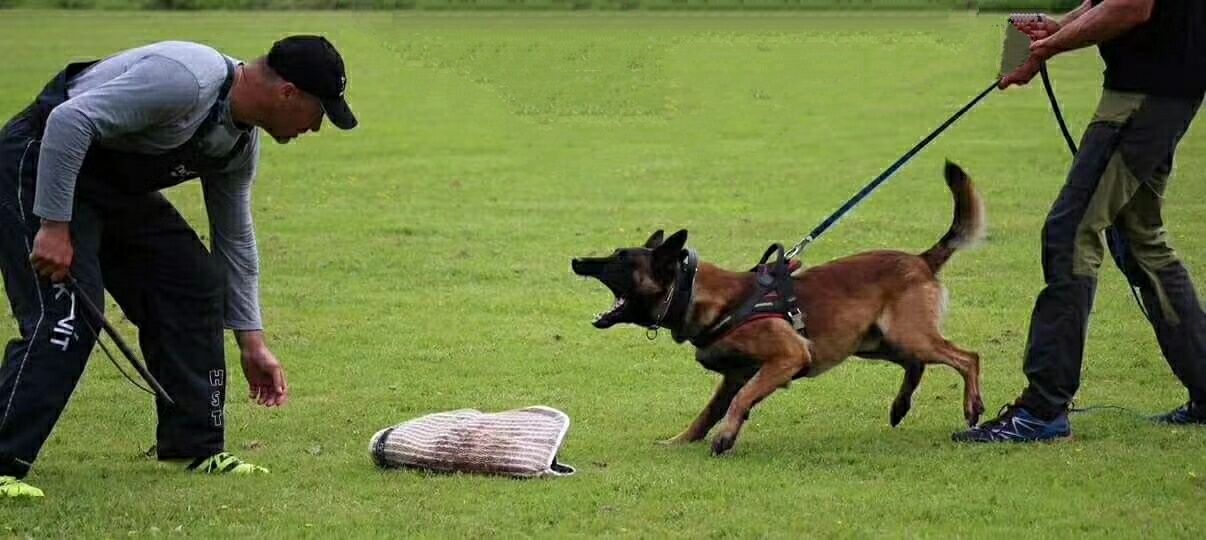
[0,35,356,497]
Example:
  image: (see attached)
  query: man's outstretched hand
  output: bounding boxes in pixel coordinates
[237,330,289,407]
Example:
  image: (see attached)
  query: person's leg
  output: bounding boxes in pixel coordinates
[0,119,105,483]
[98,193,227,461]
[98,194,270,474]
[1015,91,1155,419]
[1107,97,1206,422]
[954,91,1188,442]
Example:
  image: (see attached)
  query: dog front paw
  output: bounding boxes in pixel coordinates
[711,433,737,456]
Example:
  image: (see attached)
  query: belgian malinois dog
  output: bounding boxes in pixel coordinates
[572,162,987,455]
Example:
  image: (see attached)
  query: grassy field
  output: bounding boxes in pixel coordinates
[0,1,1007,12]
[1,9,1204,538]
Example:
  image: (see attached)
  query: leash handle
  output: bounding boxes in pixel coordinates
[788,80,1000,258]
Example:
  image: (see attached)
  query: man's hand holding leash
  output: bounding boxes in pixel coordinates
[30,219,74,283]
[1000,1,1155,89]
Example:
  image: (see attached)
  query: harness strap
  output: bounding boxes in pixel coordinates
[692,244,806,348]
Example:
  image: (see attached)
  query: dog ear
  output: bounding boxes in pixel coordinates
[653,229,688,259]
[651,229,689,260]
[652,229,688,279]
[644,230,665,249]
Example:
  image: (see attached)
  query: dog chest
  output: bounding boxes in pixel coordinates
[693,349,758,374]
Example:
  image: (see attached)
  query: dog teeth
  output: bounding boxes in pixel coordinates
[593,298,626,323]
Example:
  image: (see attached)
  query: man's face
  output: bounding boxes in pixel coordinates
[265,82,323,144]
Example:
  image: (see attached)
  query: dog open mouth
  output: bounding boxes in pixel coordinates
[593,296,627,328]
[571,257,631,329]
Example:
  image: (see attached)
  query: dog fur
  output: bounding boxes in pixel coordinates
[571,161,987,455]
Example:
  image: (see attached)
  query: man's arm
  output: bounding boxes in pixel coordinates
[1011,1,1093,41]
[35,55,200,222]
[202,136,288,408]
[1001,0,1155,88]
[30,55,199,282]
[1039,0,1154,54]
[202,139,263,333]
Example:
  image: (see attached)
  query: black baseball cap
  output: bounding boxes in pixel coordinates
[267,35,357,130]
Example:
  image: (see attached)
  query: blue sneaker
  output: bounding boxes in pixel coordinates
[1152,402,1206,425]
[952,405,1071,443]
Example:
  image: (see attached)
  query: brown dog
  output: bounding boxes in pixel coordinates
[572,162,987,455]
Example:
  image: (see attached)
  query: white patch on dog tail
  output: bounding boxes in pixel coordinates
[922,161,987,273]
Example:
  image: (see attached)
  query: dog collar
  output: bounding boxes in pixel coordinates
[649,248,699,343]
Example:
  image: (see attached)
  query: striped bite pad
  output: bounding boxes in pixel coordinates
[369,406,575,478]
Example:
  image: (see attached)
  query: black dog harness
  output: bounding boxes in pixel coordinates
[650,244,807,348]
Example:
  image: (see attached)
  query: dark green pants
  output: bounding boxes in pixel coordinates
[1018,90,1206,419]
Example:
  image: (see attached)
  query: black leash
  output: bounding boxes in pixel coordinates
[776,60,1150,328]
[1040,65,1079,156]
[84,316,156,397]
[65,277,177,407]
[785,80,1000,260]
[1068,404,1143,416]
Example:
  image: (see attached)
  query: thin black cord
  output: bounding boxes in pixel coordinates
[79,312,156,397]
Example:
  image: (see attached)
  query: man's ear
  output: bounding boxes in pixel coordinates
[644,230,665,249]
[280,81,301,100]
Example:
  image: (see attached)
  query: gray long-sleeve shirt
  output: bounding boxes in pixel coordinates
[34,41,263,331]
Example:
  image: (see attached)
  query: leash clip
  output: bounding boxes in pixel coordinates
[646,327,660,341]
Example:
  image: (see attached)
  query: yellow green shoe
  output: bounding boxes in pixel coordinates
[0,476,43,498]
[186,453,269,475]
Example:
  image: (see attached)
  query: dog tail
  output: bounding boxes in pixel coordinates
[921,161,986,273]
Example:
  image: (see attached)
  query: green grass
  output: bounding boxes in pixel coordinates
[1,9,1204,538]
[0,0,1039,12]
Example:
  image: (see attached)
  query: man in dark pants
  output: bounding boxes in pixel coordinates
[955,0,1206,443]
[0,36,356,497]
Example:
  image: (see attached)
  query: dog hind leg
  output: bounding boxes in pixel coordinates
[882,286,985,426]
[890,361,926,427]
[890,335,984,427]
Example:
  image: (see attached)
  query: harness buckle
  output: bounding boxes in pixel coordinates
[787,306,806,333]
